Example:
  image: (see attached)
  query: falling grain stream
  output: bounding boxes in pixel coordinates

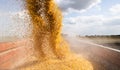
[15,0,93,70]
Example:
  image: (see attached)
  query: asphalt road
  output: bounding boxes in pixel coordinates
[65,37,120,70]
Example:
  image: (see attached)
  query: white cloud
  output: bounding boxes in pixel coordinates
[62,15,120,36]
[110,4,120,15]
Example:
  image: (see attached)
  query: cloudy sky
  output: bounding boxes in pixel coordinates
[0,0,120,36]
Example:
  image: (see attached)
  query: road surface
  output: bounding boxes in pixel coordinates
[65,37,120,70]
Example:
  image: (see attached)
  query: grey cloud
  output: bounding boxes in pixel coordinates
[56,0,101,11]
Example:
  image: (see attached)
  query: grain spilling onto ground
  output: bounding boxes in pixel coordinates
[17,0,93,70]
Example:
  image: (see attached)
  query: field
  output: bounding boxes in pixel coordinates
[79,35,120,50]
